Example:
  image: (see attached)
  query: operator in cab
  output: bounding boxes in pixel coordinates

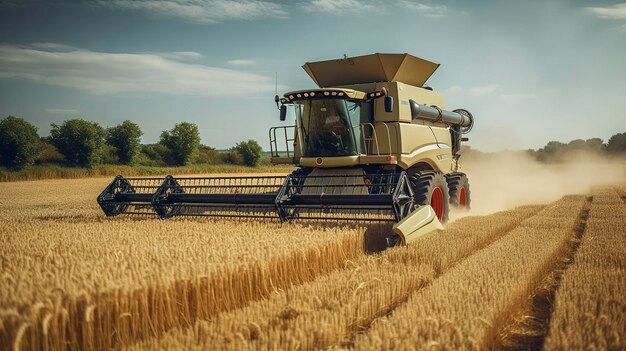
[313,103,353,155]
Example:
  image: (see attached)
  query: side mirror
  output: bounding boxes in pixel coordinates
[384,96,394,113]
[279,105,287,121]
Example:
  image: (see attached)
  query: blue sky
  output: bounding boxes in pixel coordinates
[0,0,625,151]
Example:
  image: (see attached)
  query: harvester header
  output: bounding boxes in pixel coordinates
[98,53,475,248]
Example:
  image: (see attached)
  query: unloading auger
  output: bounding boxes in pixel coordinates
[98,53,475,246]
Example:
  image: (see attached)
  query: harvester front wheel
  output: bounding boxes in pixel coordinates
[446,172,471,210]
[411,171,450,223]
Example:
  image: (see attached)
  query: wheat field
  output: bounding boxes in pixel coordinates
[0,177,624,350]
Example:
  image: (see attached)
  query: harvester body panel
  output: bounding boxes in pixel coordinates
[396,125,452,172]
[343,81,446,123]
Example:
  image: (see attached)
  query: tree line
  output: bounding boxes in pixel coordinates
[460,134,626,162]
[2,115,624,170]
[527,135,626,162]
[0,116,263,169]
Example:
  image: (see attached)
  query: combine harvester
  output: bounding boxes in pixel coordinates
[98,53,474,246]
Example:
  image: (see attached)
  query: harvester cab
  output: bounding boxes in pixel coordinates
[98,53,474,247]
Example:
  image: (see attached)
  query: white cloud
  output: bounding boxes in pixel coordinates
[302,0,450,16]
[46,108,82,115]
[227,59,256,65]
[29,42,80,51]
[0,44,277,96]
[585,3,626,20]
[445,85,463,94]
[399,1,448,17]
[100,0,288,23]
[302,0,375,14]
[468,84,499,96]
[159,51,203,61]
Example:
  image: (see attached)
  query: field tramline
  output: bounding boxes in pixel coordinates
[544,187,626,350]
[350,196,587,350]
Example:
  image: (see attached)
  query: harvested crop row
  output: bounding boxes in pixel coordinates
[543,188,626,350]
[127,205,544,350]
[386,204,544,273]
[615,184,626,204]
[488,195,592,350]
[0,178,365,350]
[350,195,586,350]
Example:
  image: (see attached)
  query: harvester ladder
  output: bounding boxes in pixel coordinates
[269,126,296,158]
[359,123,393,156]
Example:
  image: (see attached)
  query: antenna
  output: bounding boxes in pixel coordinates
[274,72,280,110]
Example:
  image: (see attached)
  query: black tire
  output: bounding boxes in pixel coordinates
[446,172,471,210]
[410,171,450,223]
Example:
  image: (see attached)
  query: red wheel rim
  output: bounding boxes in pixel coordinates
[431,187,444,221]
[459,187,467,208]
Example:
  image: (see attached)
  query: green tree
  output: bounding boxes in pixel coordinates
[159,122,200,166]
[234,139,263,166]
[223,150,244,165]
[566,139,586,151]
[607,132,626,154]
[35,139,65,164]
[197,144,221,164]
[0,116,41,169]
[543,141,566,155]
[106,120,143,164]
[138,143,173,167]
[50,119,105,167]
[565,138,605,155]
[583,138,605,154]
[537,140,567,162]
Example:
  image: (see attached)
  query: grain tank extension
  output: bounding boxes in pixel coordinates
[98,53,474,246]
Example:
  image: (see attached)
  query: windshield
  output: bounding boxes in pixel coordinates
[295,99,370,157]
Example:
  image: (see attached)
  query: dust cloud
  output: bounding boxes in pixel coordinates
[457,151,626,217]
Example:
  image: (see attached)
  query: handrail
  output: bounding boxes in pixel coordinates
[270,123,393,159]
[269,126,299,158]
[359,122,393,157]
